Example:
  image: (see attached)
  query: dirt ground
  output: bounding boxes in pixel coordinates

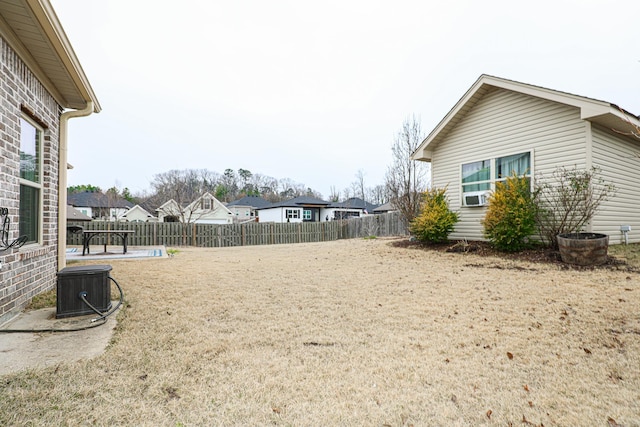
[1,237,639,426]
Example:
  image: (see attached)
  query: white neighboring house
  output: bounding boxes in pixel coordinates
[257,196,330,223]
[157,192,233,224]
[121,205,157,222]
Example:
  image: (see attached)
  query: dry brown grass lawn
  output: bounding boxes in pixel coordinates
[1,237,639,426]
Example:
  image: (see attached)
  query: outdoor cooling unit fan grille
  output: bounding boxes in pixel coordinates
[56,265,113,318]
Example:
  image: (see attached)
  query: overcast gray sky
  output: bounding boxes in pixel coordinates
[51,0,640,200]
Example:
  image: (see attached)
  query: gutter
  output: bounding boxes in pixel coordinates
[57,101,94,270]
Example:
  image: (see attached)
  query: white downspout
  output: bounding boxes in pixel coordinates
[58,101,94,270]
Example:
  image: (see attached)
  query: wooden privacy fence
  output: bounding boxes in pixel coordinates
[67,212,407,248]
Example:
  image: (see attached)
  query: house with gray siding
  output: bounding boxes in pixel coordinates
[0,0,100,323]
[412,75,640,244]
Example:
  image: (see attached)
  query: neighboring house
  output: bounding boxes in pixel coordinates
[157,192,233,224]
[372,201,397,214]
[257,196,331,223]
[67,191,134,220]
[121,204,157,223]
[0,0,100,322]
[67,206,92,222]
[326,197,378,220]
[226,195,271,223]
[411,74,640,244]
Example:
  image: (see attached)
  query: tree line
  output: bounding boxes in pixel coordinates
[69,116,431,223]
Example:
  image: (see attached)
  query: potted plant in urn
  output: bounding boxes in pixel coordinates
[533,166,616,265]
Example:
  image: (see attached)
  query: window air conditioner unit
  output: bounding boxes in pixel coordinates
[463,191,490,207]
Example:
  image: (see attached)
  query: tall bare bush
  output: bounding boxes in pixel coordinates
[533,166,615,249]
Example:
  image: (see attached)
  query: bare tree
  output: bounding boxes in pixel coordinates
[354,169,366,200]
[254,174,280,202]
[148,169,220,223]
[385,115,430,227]
[366,184,388,206]
[328,186,340,202]
[342,186,353,200]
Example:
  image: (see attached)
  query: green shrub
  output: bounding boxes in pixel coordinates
[482,173,536,252]
[410,187,459,244]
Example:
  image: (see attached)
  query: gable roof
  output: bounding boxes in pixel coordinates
[0,0,100,111]
[156,199,179,212]
[412,74,640,161]
[258,196,330,210]
[66,205,91,221]
[373,202,396,213]
[122,204,154,219]
[187,192,231,211]
[227,195,272,208]
[157,193,233,216]
[67,191,134,209]
[328,197,377,213]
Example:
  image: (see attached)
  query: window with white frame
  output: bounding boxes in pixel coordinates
[201,197,212,210]
[462,159,491,193]
[303,209,312,220]
[19,117,43,244]
[461,152,531,206]
[285,209,300,219]
[495,152,530,183]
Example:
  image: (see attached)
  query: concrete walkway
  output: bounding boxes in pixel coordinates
[0,305,120,375]
[0,246,168,376]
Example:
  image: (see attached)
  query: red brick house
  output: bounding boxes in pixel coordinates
[0,0,100,323]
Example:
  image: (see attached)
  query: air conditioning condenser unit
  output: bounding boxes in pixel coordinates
[56,265,113,318]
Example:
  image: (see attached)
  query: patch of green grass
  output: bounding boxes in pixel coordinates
[167,248,180,256]
[363,235,377,240]
[608,243,640,268]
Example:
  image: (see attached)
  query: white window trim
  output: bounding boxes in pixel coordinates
[285,209,300,219]
[19,115,44,246]
[202,197,212,210]
[460,150,534,207]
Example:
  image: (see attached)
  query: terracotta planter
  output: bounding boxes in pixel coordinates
[557,233,609,266]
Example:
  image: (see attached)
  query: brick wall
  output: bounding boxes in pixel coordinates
[0,36,63,324]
